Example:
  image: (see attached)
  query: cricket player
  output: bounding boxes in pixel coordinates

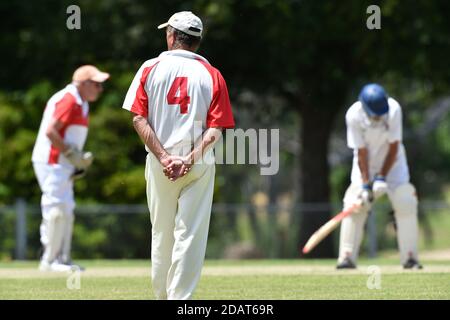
[32,65,109,271]
[337,83,422,269]
[123,11,234,299]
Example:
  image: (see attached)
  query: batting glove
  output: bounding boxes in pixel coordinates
[372,174,388,199]
[358,183,374,211]
[63,144,94,169]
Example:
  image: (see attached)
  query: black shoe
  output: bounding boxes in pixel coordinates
[403,258,423,269]
[336,257,357,269]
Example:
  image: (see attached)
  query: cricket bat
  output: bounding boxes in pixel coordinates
[302,202,362,254]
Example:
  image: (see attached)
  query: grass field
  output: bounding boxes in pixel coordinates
[1,258,450,300]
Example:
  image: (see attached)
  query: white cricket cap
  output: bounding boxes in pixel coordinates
[157,11,203,37]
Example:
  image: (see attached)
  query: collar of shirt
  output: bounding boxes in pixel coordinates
[66,83,84,105]
[66,83,89,117]
[159,49,210,64]
[357,103,388,129]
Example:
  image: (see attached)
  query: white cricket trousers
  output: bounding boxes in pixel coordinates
[145,152,216,300]
[33,163,75,264]
[338,182,419,265]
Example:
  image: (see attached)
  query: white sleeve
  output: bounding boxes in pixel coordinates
[122,59,158,114]
[388,99,402,143]
[346,111,365,149]
[122,63,145,111]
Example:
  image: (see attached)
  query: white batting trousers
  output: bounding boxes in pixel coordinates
[145,151,215,300]
[33,163,75,264]
[338,182,419,265]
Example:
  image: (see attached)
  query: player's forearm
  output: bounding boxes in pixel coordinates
[186,127,222,164]
[357,148,370,184]
[46,127,69,153]
[132,115,168,161]
[379,141,399,177]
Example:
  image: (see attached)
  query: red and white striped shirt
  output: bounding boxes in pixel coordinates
[32,84,89,166]
[122,50,234,153]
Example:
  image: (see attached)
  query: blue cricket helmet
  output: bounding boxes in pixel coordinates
[359,83,389,116]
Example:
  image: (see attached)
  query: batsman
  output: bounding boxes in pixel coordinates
[337,83,422,269]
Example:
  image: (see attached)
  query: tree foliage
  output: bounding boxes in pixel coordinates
[1,0,449,258]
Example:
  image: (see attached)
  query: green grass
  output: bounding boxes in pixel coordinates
[1,259,449,299]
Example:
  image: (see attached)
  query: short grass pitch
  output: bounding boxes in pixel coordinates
[1,259,449,299]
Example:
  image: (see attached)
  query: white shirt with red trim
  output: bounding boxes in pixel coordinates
[32,84,89,167]
[122,49,235,154]
[346,97,410,186]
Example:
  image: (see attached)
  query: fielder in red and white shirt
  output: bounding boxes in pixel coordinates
[32,65,109,272]
[123,48,234,155]
[32,84,89,167]
[123,11,234,300]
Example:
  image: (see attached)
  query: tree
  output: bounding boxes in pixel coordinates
[1,0,449,258]
[196,0,450,256]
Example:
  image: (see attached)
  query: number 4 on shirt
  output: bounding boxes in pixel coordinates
[167,77,190,114]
